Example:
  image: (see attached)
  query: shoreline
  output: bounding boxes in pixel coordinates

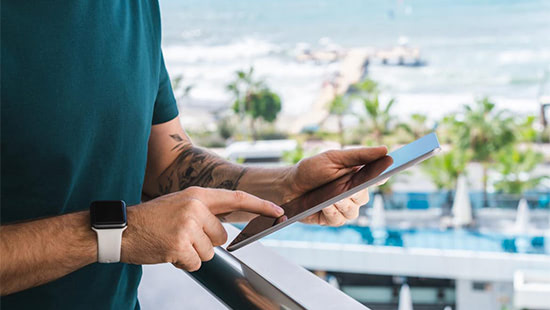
[285,48,370,134]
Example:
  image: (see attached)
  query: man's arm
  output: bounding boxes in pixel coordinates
[143,117,389,224]
[0,212,96,296]
[143,118,292,205]
[0,187,283,296]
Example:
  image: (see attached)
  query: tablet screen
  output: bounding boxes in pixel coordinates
[228,133,440,251]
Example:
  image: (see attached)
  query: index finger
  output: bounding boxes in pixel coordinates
[327,146,388,168]
[198,188,284,218]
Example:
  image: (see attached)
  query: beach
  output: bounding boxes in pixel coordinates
[160,0,550,130]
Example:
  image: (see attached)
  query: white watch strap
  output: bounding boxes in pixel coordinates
[92,227,127,263]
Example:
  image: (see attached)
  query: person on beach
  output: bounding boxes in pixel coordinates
[0,1,388,309]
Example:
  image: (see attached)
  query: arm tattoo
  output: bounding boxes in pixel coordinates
[156,134,249,196]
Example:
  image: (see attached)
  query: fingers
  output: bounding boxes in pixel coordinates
[333,200,360,220]
[195,188,284,218]
[173,221,217,272]
[349,189,369,206]
[173,243,202,272]
[301,189,370,226]
[192,230,215,262]
[329,189,369,222]
[300,212,323,225]
[201,211,228,246]
[321,205,347,226]
[326,146,388,168]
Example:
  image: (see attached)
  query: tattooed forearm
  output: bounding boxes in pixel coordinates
[156,134,249,196]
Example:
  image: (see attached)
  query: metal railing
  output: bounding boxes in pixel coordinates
[139,224,367,309]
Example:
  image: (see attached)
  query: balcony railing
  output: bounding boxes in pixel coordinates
[139,224,367,309]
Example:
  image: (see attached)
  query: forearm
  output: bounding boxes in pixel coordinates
[142,120,294,219]
[0,212,96,296]
[153,143,249,195]
[150,140,292,202]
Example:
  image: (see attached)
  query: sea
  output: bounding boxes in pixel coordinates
[159,0,550,119]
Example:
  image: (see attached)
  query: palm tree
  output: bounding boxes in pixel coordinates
[447,97,516,207]
[226,67,264,121]
[328,94,349,148]
[421,148,469,213]
[349,79,397,145]
[351,78,379,95]
[422,149,469,191]
[493,147,547,195]
[399,113,430,140]
[226,67,282,140]
[361,94,397,145]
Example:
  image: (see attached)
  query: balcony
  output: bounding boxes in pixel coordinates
[138,224,366,309]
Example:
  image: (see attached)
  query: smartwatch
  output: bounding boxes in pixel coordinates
[90,200,127,263]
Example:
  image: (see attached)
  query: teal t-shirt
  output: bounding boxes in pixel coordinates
[1,1,178,309]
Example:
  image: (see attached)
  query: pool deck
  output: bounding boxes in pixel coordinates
[262,238,550,283]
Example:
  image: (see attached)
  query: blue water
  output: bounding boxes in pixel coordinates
[260,223,550,255]
[160,0,550,117]
[368,191,550,210]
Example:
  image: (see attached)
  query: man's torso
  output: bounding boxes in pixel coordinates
[1,1,175,308]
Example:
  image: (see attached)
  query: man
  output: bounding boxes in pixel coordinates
[0,1,389,309]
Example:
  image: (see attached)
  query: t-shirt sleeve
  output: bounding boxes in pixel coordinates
[152,52,179,125]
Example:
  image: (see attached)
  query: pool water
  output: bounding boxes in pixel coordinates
[254,223,550,255]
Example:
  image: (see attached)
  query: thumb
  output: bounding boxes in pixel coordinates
[327,146,388,168]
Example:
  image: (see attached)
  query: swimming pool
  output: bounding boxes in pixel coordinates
[256,223,549,255]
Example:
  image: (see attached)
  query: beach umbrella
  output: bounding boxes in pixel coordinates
[398,283,413,310]
[514,198,530,234]
[452,174,473,227]
[370,193,386,229]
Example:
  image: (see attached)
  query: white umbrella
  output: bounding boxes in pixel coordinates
[514,198,531,234]
[370,193,386,229]
[398,283,413,310]
[452,174,473,227]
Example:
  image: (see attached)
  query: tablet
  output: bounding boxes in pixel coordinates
[227,132,441,251]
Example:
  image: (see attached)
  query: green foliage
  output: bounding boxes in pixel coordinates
[493,147,547,194]
[217,116,236,140]
[398,113,430,140]
[543,127,550,143]
[349,79,398,145]
[328,94,350,147]
[442,97,517,205]
[227,66,282,140]
[329,95,349,115]
[421,149,469,190]
[448,97,516,162]
[282,144,305,165]
[516,115,539,142]
[255,128,288,140]
[360,94,397,145]
[238,89,281,123]
[351,78,379,94]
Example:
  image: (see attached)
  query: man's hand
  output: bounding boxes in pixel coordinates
[121,187,283,271]
[144,118,390,226]
[284,146,390,226]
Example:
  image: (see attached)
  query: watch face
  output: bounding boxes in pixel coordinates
[90,200,127,229]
